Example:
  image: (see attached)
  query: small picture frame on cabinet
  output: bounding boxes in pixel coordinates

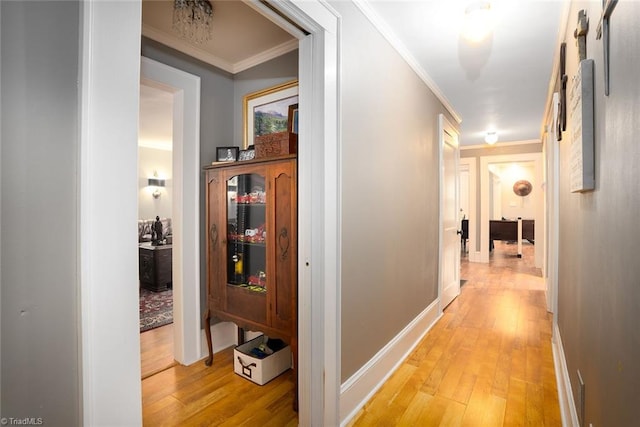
[239,149,256,161]
[216,146,239,162]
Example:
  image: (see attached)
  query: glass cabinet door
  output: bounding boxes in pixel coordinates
[226,173,267,292]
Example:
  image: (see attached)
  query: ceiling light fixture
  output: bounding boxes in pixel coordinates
[485,131,498,145]
[462,1,494,43]
[173,0,214,45]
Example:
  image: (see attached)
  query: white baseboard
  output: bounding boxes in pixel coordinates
[468,251,482,263]
[552,323,579,427]
[198,321,238,361]
[339,300,442,425]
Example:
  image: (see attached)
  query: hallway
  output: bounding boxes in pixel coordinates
[348,242,561,426]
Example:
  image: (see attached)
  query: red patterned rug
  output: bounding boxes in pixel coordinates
[139,288,173,332]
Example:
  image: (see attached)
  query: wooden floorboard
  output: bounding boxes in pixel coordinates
[142,345,297,426]
[140,323,177,379]
[348,242,561,426]
[141,242,560,426]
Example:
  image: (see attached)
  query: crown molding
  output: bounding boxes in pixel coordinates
[142,24,298,75]
[352,0,462,124]
[232,39,299,73]
[142,24,235,73]
[460,139,541,150]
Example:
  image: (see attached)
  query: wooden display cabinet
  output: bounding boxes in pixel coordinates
[202,155,297,385]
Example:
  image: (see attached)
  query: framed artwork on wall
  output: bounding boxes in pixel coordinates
[243,80,298,149]
[288,103,299,134]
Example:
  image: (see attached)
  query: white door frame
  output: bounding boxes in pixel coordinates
[479,153,544,265]
[458,157,478,262]
[438,114,461,311]
[545,94,560,316]
[80,1,340,425]
[141,57,201,365]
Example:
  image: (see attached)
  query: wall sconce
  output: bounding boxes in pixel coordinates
[148,171,165,199]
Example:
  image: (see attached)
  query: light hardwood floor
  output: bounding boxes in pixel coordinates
[141,323,177,379]
[348,242,561,426]
[141,242,560,426]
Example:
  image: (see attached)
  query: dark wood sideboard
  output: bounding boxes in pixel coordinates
[139,242,172,291]
[489,219,534,250]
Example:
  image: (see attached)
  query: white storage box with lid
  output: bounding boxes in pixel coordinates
[233,335,291,385]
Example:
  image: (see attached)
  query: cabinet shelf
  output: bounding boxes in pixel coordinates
[227,239,266,247]
[227,282,267,294]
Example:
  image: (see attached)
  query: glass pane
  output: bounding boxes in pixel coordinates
[227,173,267,292]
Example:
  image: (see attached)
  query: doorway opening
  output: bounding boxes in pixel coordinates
[138,82,176,378]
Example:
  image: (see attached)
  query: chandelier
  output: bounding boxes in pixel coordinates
[173,0,214,45]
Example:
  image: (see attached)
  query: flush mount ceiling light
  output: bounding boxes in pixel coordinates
[173,0,214,45]
[485,131,498,145]
[462,1,494,43]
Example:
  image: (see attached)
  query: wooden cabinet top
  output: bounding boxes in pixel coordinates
[204,154,296,171]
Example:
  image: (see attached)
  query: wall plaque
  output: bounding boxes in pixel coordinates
[569,59,595,193]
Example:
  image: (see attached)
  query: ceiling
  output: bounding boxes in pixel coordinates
[140,0,566,147]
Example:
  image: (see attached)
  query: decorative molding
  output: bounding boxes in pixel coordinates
[232,39,299,73]
[142,24,235,73]
[142,24,298,74]
[552,324,580,427]
[352,0,461,124]
[339,300,442,426]
[461,139,542,150]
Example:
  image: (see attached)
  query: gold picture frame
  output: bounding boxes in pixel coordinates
[243,80,298,149]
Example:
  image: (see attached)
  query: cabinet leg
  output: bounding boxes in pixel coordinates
[203,309,213,366]
[237,327,245,345]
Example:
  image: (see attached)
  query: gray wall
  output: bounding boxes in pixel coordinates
[333,1,458,382]
[556,1,640,426]
[140,38,298,317]
[1,1,80,425]
[233,51,299,148]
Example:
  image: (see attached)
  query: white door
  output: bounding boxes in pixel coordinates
[439,115,460,309]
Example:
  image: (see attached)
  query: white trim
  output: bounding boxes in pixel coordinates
[142,24,233,72]
[142,24,299,75]
[438,114,461,310]
[459,157,479,262]
[249,1,342,424]
[80,2,143,424]
[352,0,461,124]
[460,139,542,150]
[140,57,201,365]
[339,301,442,426]
[233,39,299,73]
[553,324,579,427]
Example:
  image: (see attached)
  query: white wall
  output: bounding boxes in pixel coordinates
[495,162,538,220]
[138,146,173,220]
